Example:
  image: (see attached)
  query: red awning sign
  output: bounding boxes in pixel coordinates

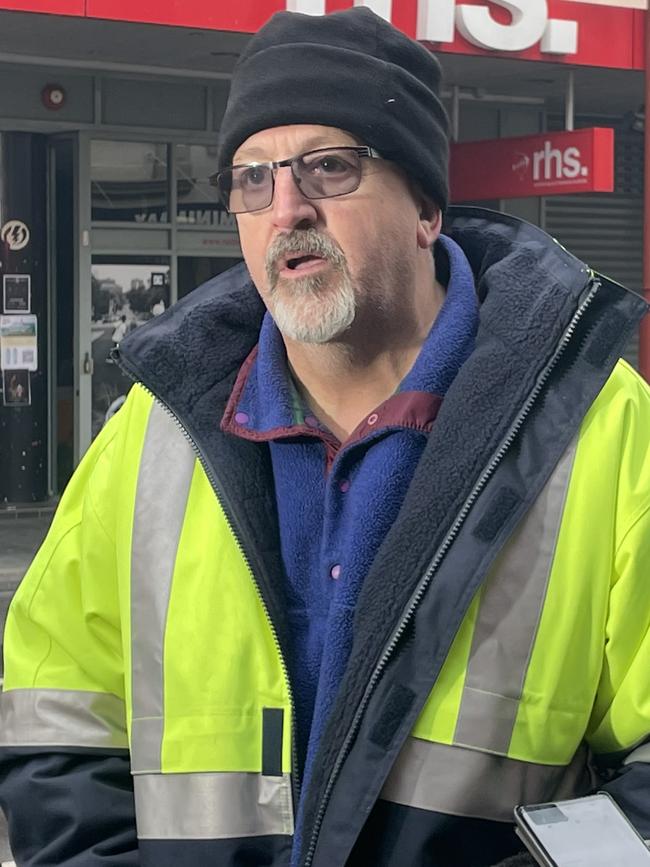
[450,127,615,201]
[0,0,642,71]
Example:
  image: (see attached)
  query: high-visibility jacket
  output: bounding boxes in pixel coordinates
[1,207,649,867]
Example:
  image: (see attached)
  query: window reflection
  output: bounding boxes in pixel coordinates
[91,141,169,222]
[178,256,242,299]
[175,144,236,232]
[90,257,170,436]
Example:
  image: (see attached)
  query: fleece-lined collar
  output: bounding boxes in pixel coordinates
[221,233,478,455]
[115,207,647,863]
[116,207,600,413]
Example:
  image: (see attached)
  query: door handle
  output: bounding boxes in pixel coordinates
[83,352,94,375]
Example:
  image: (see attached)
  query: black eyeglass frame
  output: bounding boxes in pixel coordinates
[210,145,382,214]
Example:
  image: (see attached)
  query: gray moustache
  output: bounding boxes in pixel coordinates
[267,251,338,279]
[265,232,345,282]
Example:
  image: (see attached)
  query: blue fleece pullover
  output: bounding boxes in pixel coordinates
[224,234,478,861]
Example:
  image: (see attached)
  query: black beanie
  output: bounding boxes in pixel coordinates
[217,7,450,210]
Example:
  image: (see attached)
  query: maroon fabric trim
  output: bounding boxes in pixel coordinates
[345,391,443,446]
[228,420,339,446]
[223,353,441,455]
[221,345,340,448]
[220,343,259,435]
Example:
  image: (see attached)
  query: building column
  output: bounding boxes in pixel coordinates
[0,132,49,503]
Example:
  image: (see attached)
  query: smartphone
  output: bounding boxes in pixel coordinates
[514,792,650,867]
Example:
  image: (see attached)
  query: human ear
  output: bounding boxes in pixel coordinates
[416,198,442,249]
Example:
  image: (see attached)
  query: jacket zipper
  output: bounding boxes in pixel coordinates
[302,274,601,867]
[113,353,301,813]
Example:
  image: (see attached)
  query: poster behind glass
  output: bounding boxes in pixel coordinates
[91,259,169,438]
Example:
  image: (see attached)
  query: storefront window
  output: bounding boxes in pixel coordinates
[175,143,235,232]
[90,256,170,437]
[91,140,169,223]
[178,256,242,299]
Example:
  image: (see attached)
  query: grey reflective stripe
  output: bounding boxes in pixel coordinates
[134,772,294,839]
[623,743,650,765]
[130,401,196,773]
[454,440,578,753]
[0,687,127,749]
[381,737,594,822]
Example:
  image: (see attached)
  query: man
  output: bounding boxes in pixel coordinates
[1,8,649,867]
[106,313,128,364]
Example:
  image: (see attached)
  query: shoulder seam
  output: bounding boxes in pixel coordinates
[615,501,650,558]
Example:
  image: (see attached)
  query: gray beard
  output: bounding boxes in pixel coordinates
[270,268,356,344]
[265,227,357,344]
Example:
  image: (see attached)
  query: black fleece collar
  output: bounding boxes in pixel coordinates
[115,208,617,687]
[118,206,594,412]
[295,211,647,864]
[117,207,647,860]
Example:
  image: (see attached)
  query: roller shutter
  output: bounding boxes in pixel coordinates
[543,119,643,368]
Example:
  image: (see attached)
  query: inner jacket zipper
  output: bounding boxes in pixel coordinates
[302,273,601,867]
[113,351,302,814]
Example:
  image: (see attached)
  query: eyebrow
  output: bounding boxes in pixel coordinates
[233,135,359,164]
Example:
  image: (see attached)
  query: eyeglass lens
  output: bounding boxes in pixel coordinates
[218,148,365,214]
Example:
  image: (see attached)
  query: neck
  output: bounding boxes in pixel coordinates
[284,271,446,442]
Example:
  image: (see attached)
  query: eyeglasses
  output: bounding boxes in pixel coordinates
[211,146,382,214]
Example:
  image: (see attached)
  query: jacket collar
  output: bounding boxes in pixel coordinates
[117,206,602,415]
[117,207,648,855]
[295,209,648,862]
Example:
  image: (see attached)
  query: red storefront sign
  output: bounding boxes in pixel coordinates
[431,0,644,69]
[449,127,614,201]
[0,0,644,71]
[0,0,84,12]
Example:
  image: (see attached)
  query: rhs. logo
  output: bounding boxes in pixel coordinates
[512,152,531,180]
[532,141,589,182]
[511,141,589,187]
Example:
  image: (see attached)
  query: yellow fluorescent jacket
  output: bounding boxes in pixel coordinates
[2,359,650,840]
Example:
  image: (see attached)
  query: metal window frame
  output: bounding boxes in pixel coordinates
[76,130,241,461]
[46,137,58,496]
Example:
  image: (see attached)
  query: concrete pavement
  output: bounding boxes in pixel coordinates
[0,513,51,582]
[0,511,51,580]
[0,507,53,865]
[0,513,52,675]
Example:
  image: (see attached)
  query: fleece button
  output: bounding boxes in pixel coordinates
[234,411,249,425]
[367,413,379,426]
[330,564,341,580]
[339,479,350,493]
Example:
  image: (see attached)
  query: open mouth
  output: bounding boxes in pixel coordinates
[284,254,326,271]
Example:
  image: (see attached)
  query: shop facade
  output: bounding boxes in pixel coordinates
[0,0,646,503]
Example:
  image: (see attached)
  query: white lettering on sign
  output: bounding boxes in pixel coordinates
[457,0,548,52]
[512,152,531,179]
[420,0,579,55]
[510,141,590,189]
[532,141,588,182]
[134,209,238,230]
[354,0,393,21]
[287,0,326,14]
[418,0,456,42]
[290,0,393,17]
[540,18,578,54]
[286,0,578,56]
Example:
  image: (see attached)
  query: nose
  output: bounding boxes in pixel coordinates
[271,166,319,231]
